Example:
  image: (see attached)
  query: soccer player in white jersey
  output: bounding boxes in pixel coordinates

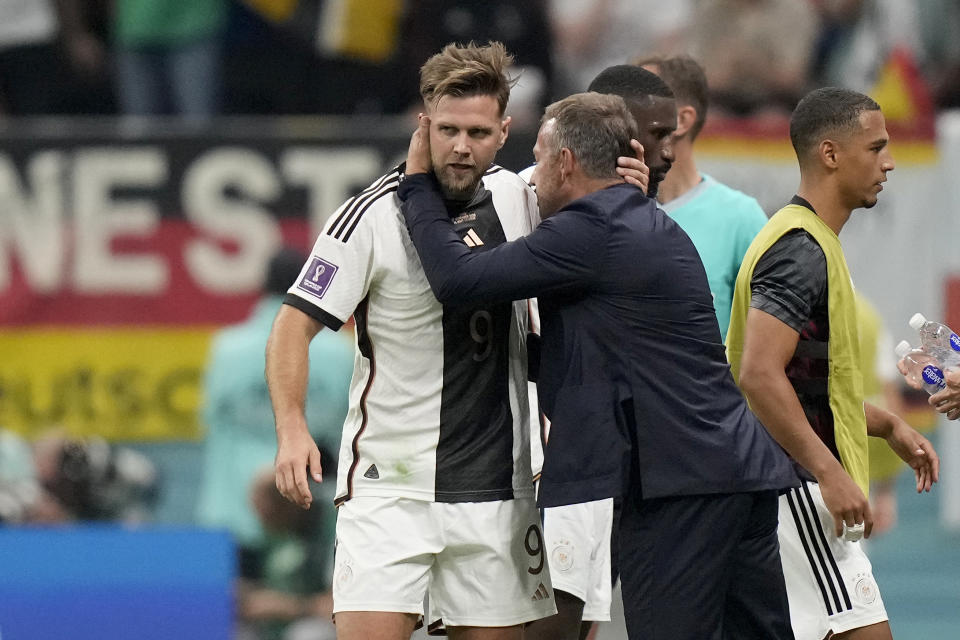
[266,42,555,640]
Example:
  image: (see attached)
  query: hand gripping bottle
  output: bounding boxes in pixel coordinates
[895,340,947,395]
[909,313,960,367]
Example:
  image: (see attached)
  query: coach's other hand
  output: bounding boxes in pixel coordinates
[617,139,649,194]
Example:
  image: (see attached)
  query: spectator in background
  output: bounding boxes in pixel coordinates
[111,0,228,118]
[220,1,319,115]
[195,247,353,583]
[0,427,158,524]
[689,0,818,116]
[312,0,404,114]
[810,0,921,95]
[0,0,109,115]
[228,0,405,115]
[391,1,554,126]
[549,0,691,100]
[916,0,960,109]
[549,0,691,102]
[236,467,336,640]
[636,54,768,341]
[0,427,44,523]
[34,431,158,522]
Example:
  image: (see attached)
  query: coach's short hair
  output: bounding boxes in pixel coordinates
[634,54,708,140]
[790,87,881,163]
[541,92,638,180]
[587,64,674,105]
[419,41,516,115]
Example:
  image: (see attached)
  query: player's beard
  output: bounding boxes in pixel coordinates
[647,171,667,199]
[436,163,483,200]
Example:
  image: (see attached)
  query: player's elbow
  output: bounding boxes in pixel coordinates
[423,271,484,307]
[737,359,769,404]
[431,280,468,306]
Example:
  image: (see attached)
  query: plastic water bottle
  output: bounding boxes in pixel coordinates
[842,521,865,542]
[909,313,960,366]
[895,340,947,395]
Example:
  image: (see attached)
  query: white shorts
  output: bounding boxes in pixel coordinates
[332,496,556,629]
[542,498,614,621]
[778,481,888,640]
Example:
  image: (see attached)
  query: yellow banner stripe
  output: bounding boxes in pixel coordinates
[696,135,939,165]
[0,328,215,441]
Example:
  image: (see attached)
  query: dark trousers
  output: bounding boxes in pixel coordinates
[619,490,794,640]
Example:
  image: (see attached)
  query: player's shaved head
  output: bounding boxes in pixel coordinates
[588,64,674,107]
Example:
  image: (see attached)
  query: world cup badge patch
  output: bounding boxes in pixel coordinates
[297,256,339,299]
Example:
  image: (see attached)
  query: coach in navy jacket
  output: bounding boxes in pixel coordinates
[400,92,798,639]
[399,111,796,511]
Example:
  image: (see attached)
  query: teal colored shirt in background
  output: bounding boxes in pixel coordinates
[195,296,354,549]
[661,174,768,341]
[113,0,227,47]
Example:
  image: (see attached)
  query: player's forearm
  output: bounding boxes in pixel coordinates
[265,306,318,437]
[864,401,896,439]
[740,369,845,481]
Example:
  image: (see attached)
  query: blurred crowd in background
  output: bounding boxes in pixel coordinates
[2,1,958,639]
[1,0,959,125]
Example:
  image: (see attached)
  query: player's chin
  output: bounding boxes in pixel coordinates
[440,173,480,198]
[646,180,660,199]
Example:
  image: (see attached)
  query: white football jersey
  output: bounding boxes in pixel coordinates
[286,165,541,504]
[517,164,549,481]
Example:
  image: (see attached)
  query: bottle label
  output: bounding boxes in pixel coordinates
[922,365,946,389]
[950,333,960,352]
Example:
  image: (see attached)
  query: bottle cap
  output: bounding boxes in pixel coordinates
[909,313,927,330]
[842,521,865,542]
[894,340,912,358]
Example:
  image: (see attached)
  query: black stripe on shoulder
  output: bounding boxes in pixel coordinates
[283,294,344,331]
[327,170,400,239]
[329,176,400,242]
[484,164,503,176]
[339,183,399,242]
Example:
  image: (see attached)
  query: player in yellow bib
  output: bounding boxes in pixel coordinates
[726,87,939,640]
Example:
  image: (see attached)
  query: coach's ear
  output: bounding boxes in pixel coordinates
[559,146,575,181]
[498,116,511,149]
